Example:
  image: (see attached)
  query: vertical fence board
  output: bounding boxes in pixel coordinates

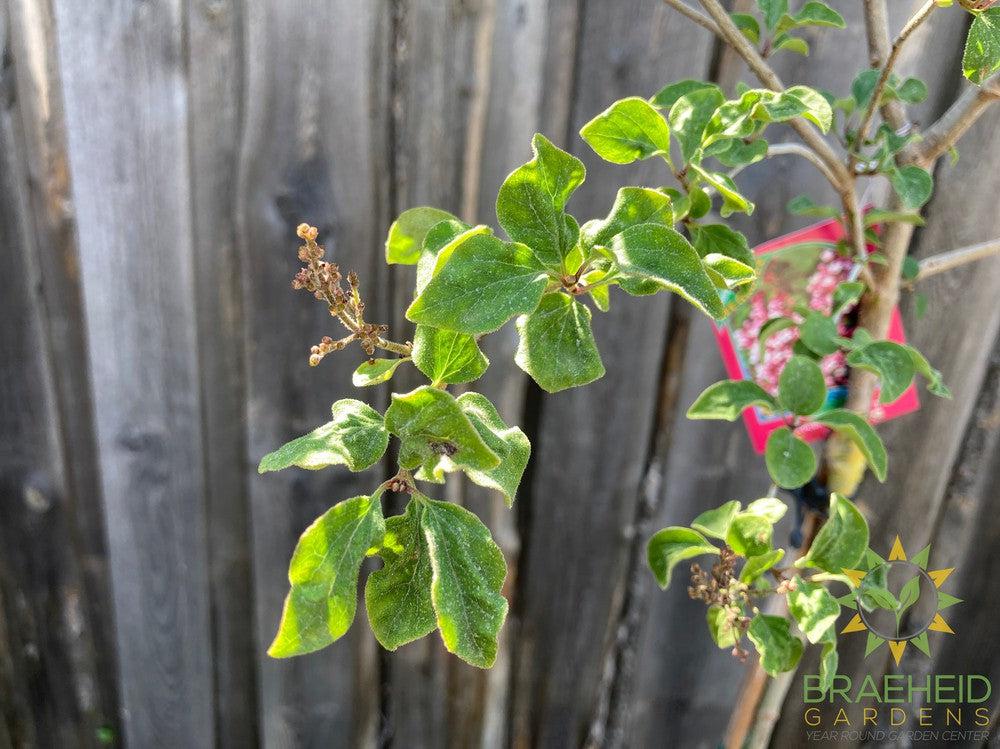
[185,0,258,745]
[236,2,389,745]
[50,0,215,745]
[508,2,716,746]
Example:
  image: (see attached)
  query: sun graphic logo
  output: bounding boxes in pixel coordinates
[838,536,961,666]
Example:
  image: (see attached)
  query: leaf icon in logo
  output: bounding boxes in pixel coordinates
[895,572,922,638]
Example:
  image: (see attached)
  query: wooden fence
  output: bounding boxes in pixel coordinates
[1,1,999,747]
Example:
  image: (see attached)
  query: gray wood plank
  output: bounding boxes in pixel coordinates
[235,2,391,746]
[185,1,258,745]
[49,0,215,745]
[507,2,717,746]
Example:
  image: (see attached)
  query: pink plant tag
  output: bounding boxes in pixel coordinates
[713,217,919,453]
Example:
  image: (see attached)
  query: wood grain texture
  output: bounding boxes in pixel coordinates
[235,2,389,746]
[507,2,716,747]
[185,1,258,745]
[51,0,216,745]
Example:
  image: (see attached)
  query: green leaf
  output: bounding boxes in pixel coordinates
[581,187,673,250]
[746,496,788,523]
[727,511,775,557]
[852,68,880,109]
[788,577,841,643]
[687,380,778,420]
[669,87,725,162]
[731,13,761,43]
[846,340,915,403]
[788,195,839,219]
[647,527,719,588]
[897,572,921,621]
[799,312,841,356]
[715,138,769,168]
[858,565,899,611]
[415,221,480,294]
[352,357,410,387]
[833,281,865,313]
[691,223,756,268]
[906,344,951,398]
[496,133,585,268]
[757,0,789,31]
[514,293,605,393]
[365,499,436,651]
[740,548,785,583]
[796,493,869,573]
[812,409,887,481]
[406,233,548,334]
[386,207,459,265]
[792,1,845,28]
[704,254,756,290]
[412,325,489,385]
[454,392,531,506]
[259,400,389,474]
[765,427,817,489]
[748,614,804,676]
[864,212,926,230]
[897,77,928,103]
[420,497,507,668]
[707,605,740,649]
[774,34,810,56]
[610,224,727,318]
[963,8,1000,85]
[269,493,386,657]
[692,500,742,540]
[818,628,838,696]
[580,97,672,164]
[650,80,719,110]
[889,165,934,209]
[689,164,755,217]
[778,355,827,415]
[384,386,500,474]
[783,86,833,131]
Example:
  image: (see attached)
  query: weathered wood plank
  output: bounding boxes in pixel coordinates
[235,2,390,745]
[50,0,215,745]
[0,10,115,745]
[185,0,258,745]
[507,2,717,746]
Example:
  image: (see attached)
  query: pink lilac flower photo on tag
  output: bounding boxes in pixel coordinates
[714,216,919,453]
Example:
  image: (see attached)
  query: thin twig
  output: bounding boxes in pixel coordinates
[909,72,1000,167]
[851,0,935,171]
[661,0,720,35]
[764,143,841,190]
[915,237,1000,281]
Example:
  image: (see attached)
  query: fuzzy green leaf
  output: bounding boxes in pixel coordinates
[669,87,725,162]
[385,386,499,474]
[647,527,719,589]
[365,499,436,651]
[746,496,788,523]
[420,498,507,668]
[889,165,934,209]
[846,340,915,404]
[496,133,585,268]
[727,511,774,557]
[704,253,756,289]
[707,605,740,649]
[415,220,479,294]
[406,233,548,335]
[692,500,742,540]
[792,1,845,28]
[689,164,755,217]
[515,293,605,393]
[731,13,761,43]
[897,77,928,104]
[691,224,756,268]
[687,380,778,420]
[455,393,531,506]
[352,358,410,387]
[580,97,672,164]
[765,427,817,489]
[788,577,841,643]
[259,400,389,473]
[812,409,887,481]
[778,355,827,415]
[610,223,727,318]
[799,312,840,356]
[748,614,804,676]
[386,207,459,265]
[757,0,789,31]
[818,627,838,696]
[796,493,869,574]
[581,187,673,250]
[650,80,718,110]
[906,344,951,398]
[963,8,1000,85]
[774,35,810,56]
[412,326,489,385]
[269,493,385,657]
[740,548,785,583]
